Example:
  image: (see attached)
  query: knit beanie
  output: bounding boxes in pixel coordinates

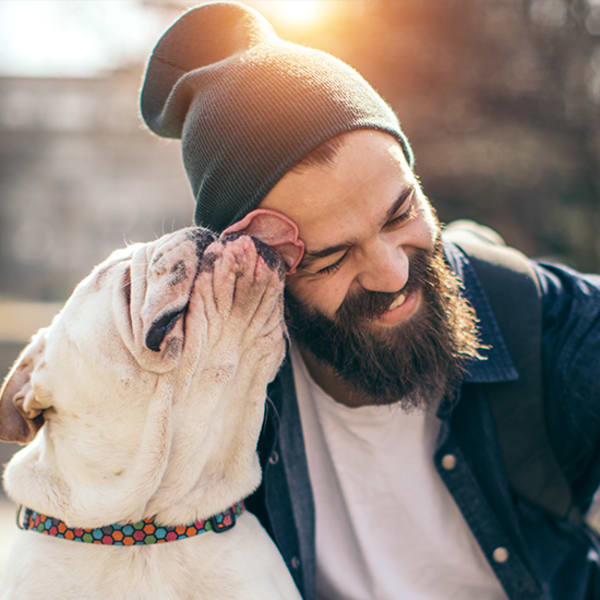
[140,1,413,233]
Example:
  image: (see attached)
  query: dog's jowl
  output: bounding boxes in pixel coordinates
[0,227,300,600]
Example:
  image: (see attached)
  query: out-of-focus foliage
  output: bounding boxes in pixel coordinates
[279,0,600,270]
[0,0,598,306]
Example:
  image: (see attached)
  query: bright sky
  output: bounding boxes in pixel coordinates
[0,0,166,77]
[254,0,335,28]
[0,0,346,78]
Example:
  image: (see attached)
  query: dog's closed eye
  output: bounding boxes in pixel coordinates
[145,307,186,352]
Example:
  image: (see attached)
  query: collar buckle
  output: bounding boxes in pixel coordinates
[210,506,237,533]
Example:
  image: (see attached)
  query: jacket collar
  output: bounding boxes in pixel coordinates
[443,240,519,385]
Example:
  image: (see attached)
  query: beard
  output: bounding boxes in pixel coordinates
[284,238,484,411]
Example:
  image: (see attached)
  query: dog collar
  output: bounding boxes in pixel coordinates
[17,501,244,545]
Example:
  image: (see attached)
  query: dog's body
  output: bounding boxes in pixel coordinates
[0,228,300,599]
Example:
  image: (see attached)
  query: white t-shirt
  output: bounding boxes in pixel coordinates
[290,343,507,600]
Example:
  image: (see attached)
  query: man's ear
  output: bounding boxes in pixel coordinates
[0,328,50,444]
[221,209,305,273]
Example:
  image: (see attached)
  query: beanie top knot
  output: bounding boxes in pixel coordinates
[140,1,413,233]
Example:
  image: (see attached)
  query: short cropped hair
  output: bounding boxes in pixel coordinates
[291,135,345,172]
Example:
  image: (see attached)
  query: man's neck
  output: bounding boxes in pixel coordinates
[297,345,377,408]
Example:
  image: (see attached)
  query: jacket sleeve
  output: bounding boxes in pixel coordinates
[534,261,600,513]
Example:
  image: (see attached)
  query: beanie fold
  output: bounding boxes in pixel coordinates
[140,1,413,232]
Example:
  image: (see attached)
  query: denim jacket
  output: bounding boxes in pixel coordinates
[246,241,600,600]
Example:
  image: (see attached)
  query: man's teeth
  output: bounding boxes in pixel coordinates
[388,293,407,311]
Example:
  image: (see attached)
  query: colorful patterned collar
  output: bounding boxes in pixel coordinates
[17,501,244,545]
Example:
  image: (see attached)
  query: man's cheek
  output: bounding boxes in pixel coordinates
[419,198,441,245]
[286,277,346,320]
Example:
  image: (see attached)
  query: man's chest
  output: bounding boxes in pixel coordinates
[291,346,507,600]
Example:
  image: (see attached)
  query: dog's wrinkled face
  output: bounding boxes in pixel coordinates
[0,227,287,445]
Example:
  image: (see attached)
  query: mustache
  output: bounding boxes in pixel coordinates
[335,249,432,322]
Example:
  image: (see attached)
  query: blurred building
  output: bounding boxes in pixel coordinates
[0,66,195,485]
[0,69,193,303]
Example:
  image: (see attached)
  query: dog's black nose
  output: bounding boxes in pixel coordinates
[185,227,218,260]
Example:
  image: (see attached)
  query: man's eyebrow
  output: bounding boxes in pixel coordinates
[298,184,416,269]
[298,241,354,269]
[381,184,415,225]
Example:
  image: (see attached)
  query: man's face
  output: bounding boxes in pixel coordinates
[260,130,480,407]
[261,130,437,321]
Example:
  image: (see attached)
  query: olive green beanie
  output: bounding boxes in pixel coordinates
[140,1,413,233]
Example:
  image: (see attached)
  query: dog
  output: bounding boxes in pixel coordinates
[0,227,301,599]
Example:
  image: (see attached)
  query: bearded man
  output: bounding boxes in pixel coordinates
[140,3,600,599]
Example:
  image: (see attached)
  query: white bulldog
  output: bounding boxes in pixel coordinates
[0,227,300,600]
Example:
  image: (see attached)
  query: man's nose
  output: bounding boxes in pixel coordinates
[356,242,409,293]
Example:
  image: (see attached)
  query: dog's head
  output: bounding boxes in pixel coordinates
[0,227,287,445]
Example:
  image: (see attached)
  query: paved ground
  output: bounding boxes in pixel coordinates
[0,497,18,577]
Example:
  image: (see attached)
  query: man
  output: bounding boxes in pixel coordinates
[140,2,600,598]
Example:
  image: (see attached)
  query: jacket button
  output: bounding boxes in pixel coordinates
[441,454,457,470]
[291,556,300,569]
[493,547,509,563]
[268,451,279,465]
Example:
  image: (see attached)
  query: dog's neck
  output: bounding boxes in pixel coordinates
[5,367,266,528]
[18,501,245,546]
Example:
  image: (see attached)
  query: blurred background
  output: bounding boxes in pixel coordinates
[0,0,599,563]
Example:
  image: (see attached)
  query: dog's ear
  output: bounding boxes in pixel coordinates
[221,209,305,274]
[0,329,49,444]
